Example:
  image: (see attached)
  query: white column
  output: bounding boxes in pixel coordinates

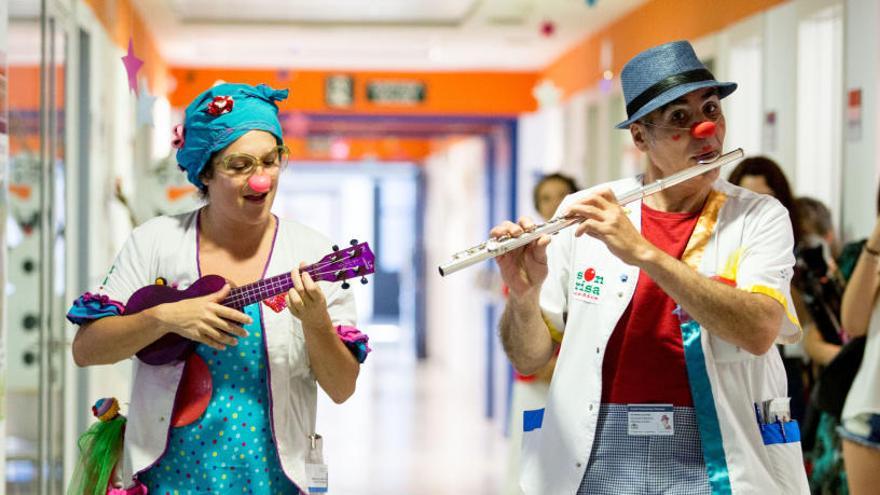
[842,0,880,239]
[762,2,799,178]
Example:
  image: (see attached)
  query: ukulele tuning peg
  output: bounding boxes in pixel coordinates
[360,276,368,285]
[332,245,339,252]
[349,239,358,246]
[341,281,351,290]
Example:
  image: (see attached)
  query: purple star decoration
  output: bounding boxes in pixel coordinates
[121,38,144,95]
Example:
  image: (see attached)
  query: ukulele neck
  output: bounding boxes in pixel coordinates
[221,272,294,310]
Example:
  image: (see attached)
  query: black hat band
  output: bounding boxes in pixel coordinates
[626,68,716,119]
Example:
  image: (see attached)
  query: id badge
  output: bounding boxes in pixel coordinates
[306,463,329,494]
[627,404,674,436]
[306,434,329,494]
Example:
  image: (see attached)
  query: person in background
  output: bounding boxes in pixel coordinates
[839,206,880,495]
[784,196,849,494]
[534,173,579,223]
[798,197,841,271]
[795,196,843,369]
[504,172,578,495]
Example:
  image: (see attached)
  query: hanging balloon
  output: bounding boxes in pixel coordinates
[171,353,213,427]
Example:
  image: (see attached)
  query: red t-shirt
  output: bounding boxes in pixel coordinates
[601,203,701,407]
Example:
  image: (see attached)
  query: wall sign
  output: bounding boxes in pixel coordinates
[762,111,777,152]
[847,88,862,141]
[325,75,354,108]
[366,80,425,105]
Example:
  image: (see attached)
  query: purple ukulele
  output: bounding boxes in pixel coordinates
[129,241,375,366]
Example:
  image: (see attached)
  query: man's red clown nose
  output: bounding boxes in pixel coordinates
[248,174,271,193]
[691,121,716,139]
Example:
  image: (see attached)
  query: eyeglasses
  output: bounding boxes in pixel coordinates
[215,145,290,177]
[640,97,724,137]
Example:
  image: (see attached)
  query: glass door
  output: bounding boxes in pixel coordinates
[6,0,69,492]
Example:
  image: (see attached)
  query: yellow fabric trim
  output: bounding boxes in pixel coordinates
[542,313,564,343]
[681,189,727,270]
[746,284,802,333]
[673,189,802,343]
[718,248,744,283]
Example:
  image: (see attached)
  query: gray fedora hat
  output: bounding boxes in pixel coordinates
[616,40,737,129]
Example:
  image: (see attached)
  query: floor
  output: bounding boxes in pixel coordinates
[317,338,509,495]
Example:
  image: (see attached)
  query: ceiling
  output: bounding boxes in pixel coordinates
[131,0,646,71]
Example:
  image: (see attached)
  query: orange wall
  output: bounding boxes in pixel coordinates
[170,68,538,116]
[542,0,787,98]
[8,66,64,154]
[9,66,44,109]
[8,0,788,165]
[84,0,169,94]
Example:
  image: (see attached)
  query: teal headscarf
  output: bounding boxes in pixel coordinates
[175,83,289,189]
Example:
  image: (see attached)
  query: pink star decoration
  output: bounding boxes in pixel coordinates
[121,38,144,95]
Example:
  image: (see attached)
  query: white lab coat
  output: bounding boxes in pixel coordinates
[520,177,809,494]
[81,211,356,489]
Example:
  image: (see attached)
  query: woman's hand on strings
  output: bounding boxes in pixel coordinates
[148,283,251,351]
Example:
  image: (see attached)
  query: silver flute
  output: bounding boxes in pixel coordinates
[438,148,744,276]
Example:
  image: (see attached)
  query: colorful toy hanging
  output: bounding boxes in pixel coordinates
[67,398,128,495]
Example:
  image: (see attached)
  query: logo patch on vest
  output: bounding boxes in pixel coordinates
[572,266,605,303]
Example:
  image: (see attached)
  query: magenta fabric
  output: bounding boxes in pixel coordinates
[336,325,371,363]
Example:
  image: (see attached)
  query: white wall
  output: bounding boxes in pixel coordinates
[516,111,549,219]
[720,15,764,159]
[563,91,589,188]
[762,2,799,177]
[517,101,567,220]
[842,0,880,240]
[518,79,633,215]
[424,137,489,383]
[795,1,844,220]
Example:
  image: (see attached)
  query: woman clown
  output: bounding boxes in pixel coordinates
[67,83,369,494]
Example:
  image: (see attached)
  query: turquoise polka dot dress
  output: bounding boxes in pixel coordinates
[139,303,302,494]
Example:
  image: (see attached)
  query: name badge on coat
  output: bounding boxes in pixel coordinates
[627,404,675,436]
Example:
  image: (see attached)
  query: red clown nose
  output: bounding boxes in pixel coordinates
[248,174,272,193]
[691,121,716,139]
